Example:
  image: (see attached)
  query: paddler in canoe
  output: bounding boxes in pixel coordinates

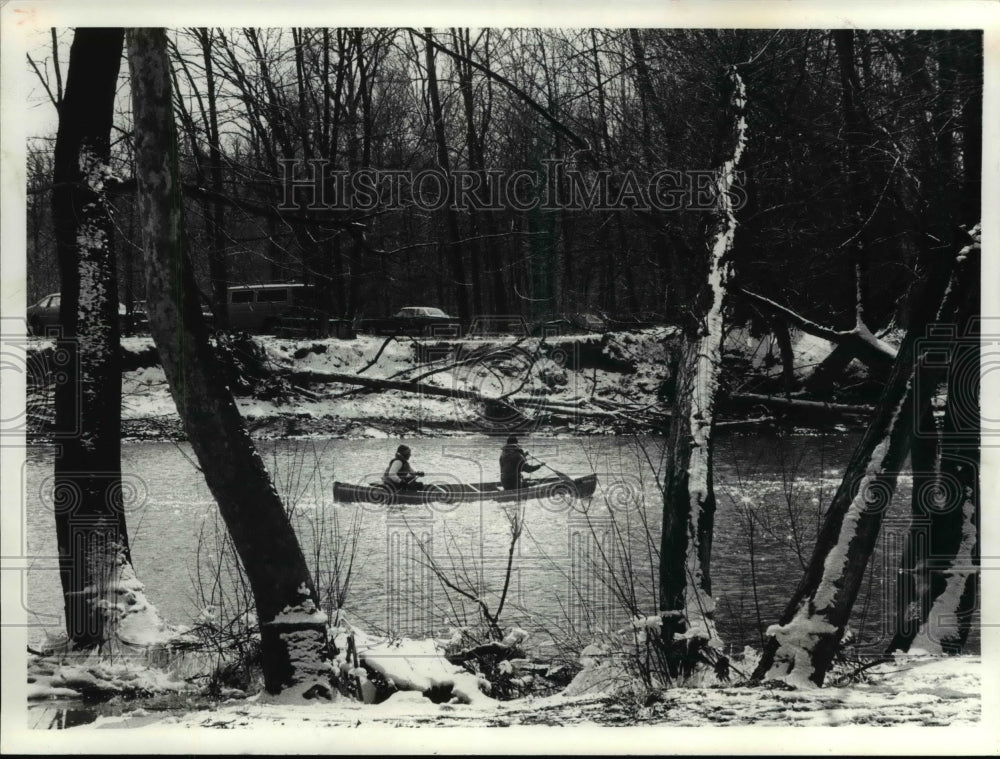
[499,435,543,491]
[382,444,425,492]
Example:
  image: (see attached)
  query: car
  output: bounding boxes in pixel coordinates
[26,293,61,335]
[28,292,139,336]
[227,283,316,333]
[356,306,461,337]
[128,300,150,334]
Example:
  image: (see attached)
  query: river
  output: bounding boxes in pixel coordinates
[21,432,945,657]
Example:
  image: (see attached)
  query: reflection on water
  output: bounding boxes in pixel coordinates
[28,699,128,730]
[30,703,100,730]
[21,432,978,658]
[29,699,184,730]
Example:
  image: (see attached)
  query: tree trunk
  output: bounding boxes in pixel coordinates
[886,371,939,653]
[199,28,230,329]
[51,27,131,648]
[771,318,796,397]
[958,35,982,228]
[127,27,332,699]
[834,31,868,328]
[751,233,967,687]
[424,29,471,325]
[658,66,748,668]
[454,28,487,318]
[893,229,979,654]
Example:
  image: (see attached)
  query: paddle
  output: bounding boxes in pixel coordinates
[526,452,574,484]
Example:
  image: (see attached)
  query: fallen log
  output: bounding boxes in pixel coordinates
[715,415,776,429]
[727,392,874,416]
[514,400,619,419]
[288,369,528,423]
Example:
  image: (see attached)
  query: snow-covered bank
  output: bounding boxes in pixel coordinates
[26,326,885,442]
[27,330,679,440]
[156,653,981,728]
[17,654,986,749]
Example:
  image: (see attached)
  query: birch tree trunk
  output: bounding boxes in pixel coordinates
[751,231,970,687]
[658,66,747,669]
[127,28,332,699]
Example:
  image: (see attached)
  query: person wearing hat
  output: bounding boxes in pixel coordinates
[499,435,542,490]
[383,444,425,491]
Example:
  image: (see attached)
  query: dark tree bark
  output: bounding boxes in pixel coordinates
[127,27,332,698]
[751,231,968,687]
[957,34,982,228]
[424,29,471,325]
[834,30,871,328]
[769,317,796,398]
[890,231,979,655]
[199,28,230,329]
[453,28,488,317]
[51,27,130,648]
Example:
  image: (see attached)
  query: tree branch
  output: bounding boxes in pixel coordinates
[26,53,59,110]
[406,28,592,158]
[737,287,897,369]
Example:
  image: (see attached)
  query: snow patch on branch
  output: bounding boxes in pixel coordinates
[956,223,980,263]
[852,320,897,359]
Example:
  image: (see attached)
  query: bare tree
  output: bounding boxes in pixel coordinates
[423,28,472,324]
[751,228,974,687]
[127,27,332,698]
[889,229,979,655]
[50,27,131,648]
[657,63,748,672]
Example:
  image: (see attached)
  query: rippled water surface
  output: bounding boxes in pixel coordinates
[23,432,968,655]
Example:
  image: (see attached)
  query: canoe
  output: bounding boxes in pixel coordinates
[333,474,598,506]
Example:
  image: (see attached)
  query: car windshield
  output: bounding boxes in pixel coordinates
[394,307,448,318]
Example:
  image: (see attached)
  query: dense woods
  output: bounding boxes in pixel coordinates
[22,24,981,705]
[27,29,982,333]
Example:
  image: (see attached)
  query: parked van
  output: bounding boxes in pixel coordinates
[227,283,316,333]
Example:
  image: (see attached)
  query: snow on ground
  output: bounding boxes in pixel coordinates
[121,365,178,421]
[40,325,882,441]
[13,653,990,756]
[27,655,191,702]
[110,330,681,435]
[30,652,986,727]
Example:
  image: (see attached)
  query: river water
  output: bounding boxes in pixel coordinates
[22,432,951,657]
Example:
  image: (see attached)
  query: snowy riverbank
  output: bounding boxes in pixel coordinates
[26,326,880,442]
[14,652,989,752]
